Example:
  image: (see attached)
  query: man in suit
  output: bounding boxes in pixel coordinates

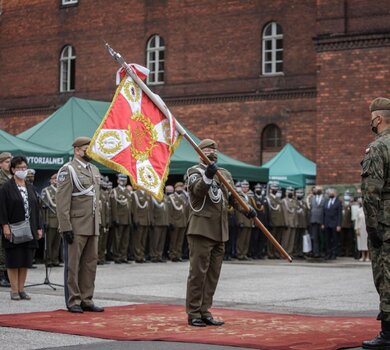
[41,173,61,267]
[322,188,342,260]
[185,139,256,327]
[56,137,104,313]
[110,174,132,264]
[309,185,326,258]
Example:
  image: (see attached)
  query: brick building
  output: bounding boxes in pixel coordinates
[0,0,389,185]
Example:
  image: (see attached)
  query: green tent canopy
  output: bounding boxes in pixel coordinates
[261,143,316,188]
[19,97,268,182]
[0,129,67,169]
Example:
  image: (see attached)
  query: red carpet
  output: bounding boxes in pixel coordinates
[0,303,378,350]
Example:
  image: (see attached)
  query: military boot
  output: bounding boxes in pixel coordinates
[363,321,390,349]
[0,270,10,288]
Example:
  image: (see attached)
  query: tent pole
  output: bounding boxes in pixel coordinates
[105,43,292,263]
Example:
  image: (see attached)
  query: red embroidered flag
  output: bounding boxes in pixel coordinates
[88,65,180,200]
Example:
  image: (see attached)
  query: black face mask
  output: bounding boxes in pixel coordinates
[287,193,293,198]
[297,195,303,200]
[271,189,277,195]
[329,195,335,199]
[317,191,322,195]
[166,192,174,195]
[207,153,218,162]
[371,116,380,134]
[176,190,183,194]
[255,190,261,195]
[81,151,92,162]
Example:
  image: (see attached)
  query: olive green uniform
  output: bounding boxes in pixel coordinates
[267,194,286,258]
[56,159,101,308]
[185,163,239,320]
[294,198,309,256]
[281,197,298,255]
[110,185,132,263]
[98,188,111,264]
[168,192,187,260]
[362,128,390,322]
[151,196,170,262]
[235,191,252,259]
[131,190,152,262]
[41,185,60,265]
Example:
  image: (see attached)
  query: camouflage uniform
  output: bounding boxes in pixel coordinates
[361,128,390,322]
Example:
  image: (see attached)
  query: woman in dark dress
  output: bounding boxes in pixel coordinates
[0,156,43,300]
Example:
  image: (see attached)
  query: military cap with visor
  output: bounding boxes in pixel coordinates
[72,136,91,148]
[369,97,390,112]
[198,139,217,150]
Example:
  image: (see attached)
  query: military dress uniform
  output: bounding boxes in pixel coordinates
[281,188,298,255]
[235,187,253,260]
[56,137,102,312]
[41,182,61,266]
[361,97,390,348]
[98,184,111,264]
[151,195,170,262]
[294,190,309,257]
[168,189,187,261]
[131,189,152,262]
[110,182,132,263]
[267,189,286,259]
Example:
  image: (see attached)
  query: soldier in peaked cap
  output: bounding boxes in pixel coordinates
[281,186,298,256]
[56,136,104,313]
[361,97,390,349]
[185,139,256,327]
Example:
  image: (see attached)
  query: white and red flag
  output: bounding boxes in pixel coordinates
[88,65,180,200]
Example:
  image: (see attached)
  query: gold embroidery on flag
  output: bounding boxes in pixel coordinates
[123,79,141,103]
[97,130,122,155]
[139,165,159,188]
[128,111,157,161]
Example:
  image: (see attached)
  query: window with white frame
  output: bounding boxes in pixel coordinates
[60,46,76,92]
[61,0,78,6]
[262,22,283,75]
[146,35,165,85]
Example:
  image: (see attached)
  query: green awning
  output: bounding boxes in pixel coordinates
[261,143,316,188]
[0,129,68,170]
[19,97,268,181]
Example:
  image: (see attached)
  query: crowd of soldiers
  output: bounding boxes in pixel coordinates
[37,172,363,266]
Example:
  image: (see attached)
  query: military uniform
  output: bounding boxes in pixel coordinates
[168,189,187,261]
[267,186,286,259]
[98,182,111,264]
[41,182,61,266]
[110,179,132,263]
[281,188,298,255]
[361,97,390,348]
[235,185,253,260]
[56,137,102,311]
[151,195,170,262]
[131,189,152,262]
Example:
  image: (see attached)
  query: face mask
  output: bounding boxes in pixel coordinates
[371,116,380,134]
[176,190,183,194]
[344,196,350,201]
[255,190,261,195]
[271,189,278,195]
[15,170,28,180]
[207,153,218,162]
[276,192,282,198]
[329,195,335,199]
[82,154,92,162]
[166,191,173,195]
[317,191,322,195]
[261,190,266,196]
[297,195,303,200]
[287,193,293,198]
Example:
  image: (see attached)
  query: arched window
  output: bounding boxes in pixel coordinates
[60,45,76,92]
[146,35,165,85]
[261,124,282,163]
[262,22,283,75]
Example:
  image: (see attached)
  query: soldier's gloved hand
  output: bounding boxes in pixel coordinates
[205,163,218,179]
[366,227,383,249]
[63,231,74,245]
[245,206,257,219]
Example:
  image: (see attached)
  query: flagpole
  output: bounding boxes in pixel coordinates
[105,44,292,263]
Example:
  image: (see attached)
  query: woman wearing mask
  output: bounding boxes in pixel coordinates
[354,197,370,262]
[0,156,43,300]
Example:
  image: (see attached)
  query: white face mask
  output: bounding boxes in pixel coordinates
[276,192,282,199]
[15,170,28,180]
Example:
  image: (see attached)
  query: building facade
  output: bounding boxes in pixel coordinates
[0,0,389,185]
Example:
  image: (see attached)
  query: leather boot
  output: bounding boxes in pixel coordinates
[362,320,390,349]
[0,270,10,288]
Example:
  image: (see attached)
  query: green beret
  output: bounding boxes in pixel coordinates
[0,152,12,162]
[72,136,91,148]
[369,97,390,112]
[198,139,217,150]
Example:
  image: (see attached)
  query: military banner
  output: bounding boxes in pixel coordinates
[87,65,180,200]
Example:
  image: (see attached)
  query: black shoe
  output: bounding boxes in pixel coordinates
[201,316,224,326]
[68,305,84,313]
[114,260,122,264]
[188,318,207,327]
[120,260,130,264]
[97,261,104,265]
[158,258,167,263]
[80,303,104,312]
[135,259,144,263]
[0,278,10,288]
[362,333,390,349]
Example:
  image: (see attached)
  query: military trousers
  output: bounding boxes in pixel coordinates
[46,227,61,265]
[150,226,167,261]
[133,225,149,261]
[282,227,296,255]
[169,227,186,260]
[268,226,284,258]
[236,227,251,259]
[113,224,130,262]
[186,235,224,320]
[98,226,109,262]
[370,240,390,322]
[64,234,98,308]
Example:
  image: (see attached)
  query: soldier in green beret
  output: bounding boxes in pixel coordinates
[361,97,390,349]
